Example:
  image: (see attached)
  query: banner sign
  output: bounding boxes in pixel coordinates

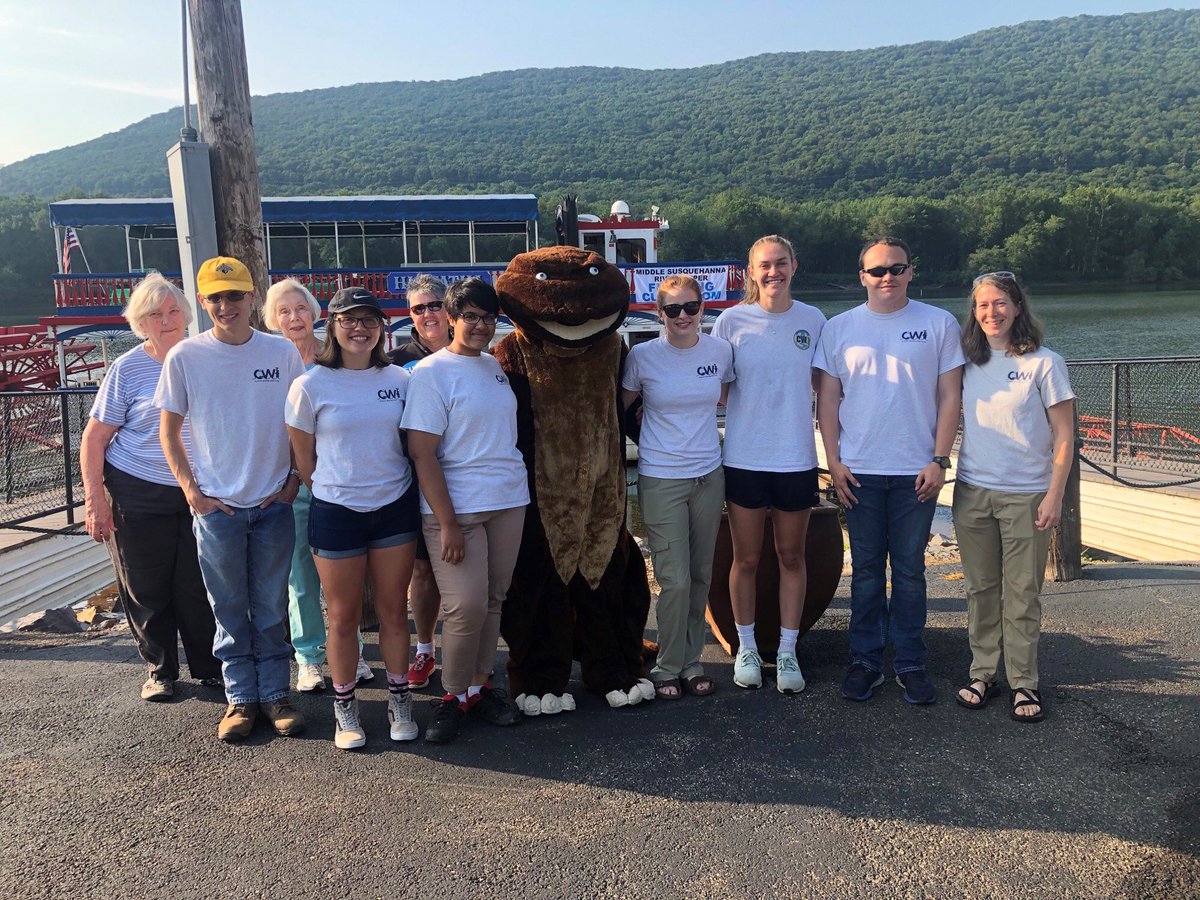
[387,269,495,297]
[630,264,730,303]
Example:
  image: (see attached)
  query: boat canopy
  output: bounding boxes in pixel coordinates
[49,194,539,238]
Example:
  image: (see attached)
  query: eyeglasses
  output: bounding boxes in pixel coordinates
[410,300,444,315]
[334,314,382,329]
[458,311,498,326]
[860,264,911,278]
[661,300,702,318]
[973,271,1016,283]
[203,291,248,303]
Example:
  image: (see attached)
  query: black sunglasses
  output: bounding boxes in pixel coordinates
[661,300,702,319]
[410,300,444,315]
[860,263,911,278]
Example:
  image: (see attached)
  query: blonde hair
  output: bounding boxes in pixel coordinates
[123,273,191,339]
[743,235,796,305]
[656,274,702,307]
[263,278,321,332]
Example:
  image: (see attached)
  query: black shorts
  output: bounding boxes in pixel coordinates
[308,482,420,559]
[415,531,430,562]
[724,466,820,512]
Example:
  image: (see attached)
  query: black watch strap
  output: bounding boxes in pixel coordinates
[932,456,951,469]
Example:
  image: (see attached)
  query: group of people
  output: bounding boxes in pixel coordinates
[80,233,1073,750]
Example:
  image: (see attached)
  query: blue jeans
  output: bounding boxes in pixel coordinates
[193,502,295,704]
[844,474,937,674]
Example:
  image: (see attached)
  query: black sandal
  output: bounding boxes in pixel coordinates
[653,678,682,700]
[955,679,998,710]
[1010,687,1045,723]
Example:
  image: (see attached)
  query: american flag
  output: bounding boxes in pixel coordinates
[62,227,81,273]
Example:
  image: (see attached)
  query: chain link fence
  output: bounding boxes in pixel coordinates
[1068,358,1200,476]
[0,389,96,532]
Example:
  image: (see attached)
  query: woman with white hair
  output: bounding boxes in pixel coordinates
[81,273,220,701]
[263,278,373,693]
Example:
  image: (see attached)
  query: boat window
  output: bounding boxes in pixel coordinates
[583,233,605,256]
[615,239,646,264]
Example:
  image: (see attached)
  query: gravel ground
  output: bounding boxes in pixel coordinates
[0,559,1196,899]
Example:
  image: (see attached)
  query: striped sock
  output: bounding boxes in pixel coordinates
[387,671,409,696]
[333,681,355,702]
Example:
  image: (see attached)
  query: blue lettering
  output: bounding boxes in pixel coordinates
[253,367,280,381]
[696,364,719,377]
[1007,371,1034,381]
[377,388,404,400]
[901,330,928,341]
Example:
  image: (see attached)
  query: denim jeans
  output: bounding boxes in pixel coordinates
[844,474,937,674]
[193,501,295,704]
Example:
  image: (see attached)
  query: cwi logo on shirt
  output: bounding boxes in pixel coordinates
[378,388,404,400]
[253,367,281,382]
[794,330,810,350]
[900,330,928,342]
[1007,371,1034,382]
[696,363,720,378]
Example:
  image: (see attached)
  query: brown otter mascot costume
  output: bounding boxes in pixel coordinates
[493,245,655,715]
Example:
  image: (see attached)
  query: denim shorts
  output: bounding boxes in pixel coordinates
[308,482,420,559]
[724,465,820,512]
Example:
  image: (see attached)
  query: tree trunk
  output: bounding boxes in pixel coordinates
[187,0,266,326]
[1047,404,1083,582]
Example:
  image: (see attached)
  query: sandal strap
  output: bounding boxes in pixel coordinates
[1012,687,1042,708]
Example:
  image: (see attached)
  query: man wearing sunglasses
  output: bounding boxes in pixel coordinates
[387,274,453,689]
[815,237,964,706]
[157,256,307,741]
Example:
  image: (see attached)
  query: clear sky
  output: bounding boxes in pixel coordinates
[1,0,1196,165]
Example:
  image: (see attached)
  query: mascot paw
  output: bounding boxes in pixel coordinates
[539,693,563,715]
[558,693,576,712]
[605,689,630,709]
[633,678,656,702]
[515,693,542,717]
[626,686,643,706]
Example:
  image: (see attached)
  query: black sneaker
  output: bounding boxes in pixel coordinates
[841,663,885,701]
[895,670,937,705]
[471,685,521,727]
[425,695,465,743]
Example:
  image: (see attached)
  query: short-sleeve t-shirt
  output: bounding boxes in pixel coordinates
[958,346,1075,493]
[622,333,733,479]
[285,365,414,512]
[90,344,191,486]
[815,300,965,475]
[155,329,304,508]
[711,301,826,472]
[400,348,529,516]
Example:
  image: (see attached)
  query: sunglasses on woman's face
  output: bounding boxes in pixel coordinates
[410,300,444,315]
[661,300,702,319]
[860,263,911,278]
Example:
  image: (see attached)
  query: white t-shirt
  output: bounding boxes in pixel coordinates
[90,344,191,486]
[155,330,304,508]
[815,300,965,475]
[285,365,414,512]
[400,348,529,516]
[711,301,826,472]
[958,346,1075,493]
[622,333,733,479]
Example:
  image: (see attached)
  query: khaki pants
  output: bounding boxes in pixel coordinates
[952,481,1050,691]
[638,467,724,681]
[423,506,526,697]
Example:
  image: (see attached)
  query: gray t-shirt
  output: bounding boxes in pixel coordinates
[958,346,1075,493]
[711,301,826,472]
[622,333,733,479]
[815,300,965,475]
[285,365,414,512]
[155,329,304,508]
[400,348,529,516]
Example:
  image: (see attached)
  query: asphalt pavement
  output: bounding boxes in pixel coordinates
[1,560,1197,899]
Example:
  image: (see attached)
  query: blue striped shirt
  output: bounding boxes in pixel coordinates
[90,344,191,486]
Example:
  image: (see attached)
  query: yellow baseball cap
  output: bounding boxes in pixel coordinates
[197,257,254,295]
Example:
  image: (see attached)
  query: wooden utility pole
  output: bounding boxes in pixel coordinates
[1047,404,1083,581]
[186,0,266,321]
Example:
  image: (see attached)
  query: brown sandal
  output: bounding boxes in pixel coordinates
[681,674,716,697]
[653,678,682,700]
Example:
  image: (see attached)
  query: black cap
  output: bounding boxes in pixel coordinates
[328,287,383,316]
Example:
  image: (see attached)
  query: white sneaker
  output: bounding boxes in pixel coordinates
[355,656,374,685]
[296,663,325,693]
[387,690,419,741]
[775,650,806,694]
[333,698,367,750]
[140,674,174,702]
[733,648,763,689]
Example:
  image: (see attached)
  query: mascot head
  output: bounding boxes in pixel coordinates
[496,246,630,350]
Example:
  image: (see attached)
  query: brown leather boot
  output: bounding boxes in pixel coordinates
[260,697,306,736]
[217,703,258,742]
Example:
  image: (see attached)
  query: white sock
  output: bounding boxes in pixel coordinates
[735,622,757,652]
[417,641,434,657]
[466,684,483,699]
[779,627,800,656]
[455,691,469,706]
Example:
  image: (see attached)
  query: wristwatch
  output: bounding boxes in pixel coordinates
[932,456,951,469]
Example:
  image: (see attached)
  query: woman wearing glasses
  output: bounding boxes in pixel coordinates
[402,277,529,744]
[712,235,826,694]
[622,275,732,699]
[286,287,420,749]
[954,273,1074,723]
[387,274,452,691]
